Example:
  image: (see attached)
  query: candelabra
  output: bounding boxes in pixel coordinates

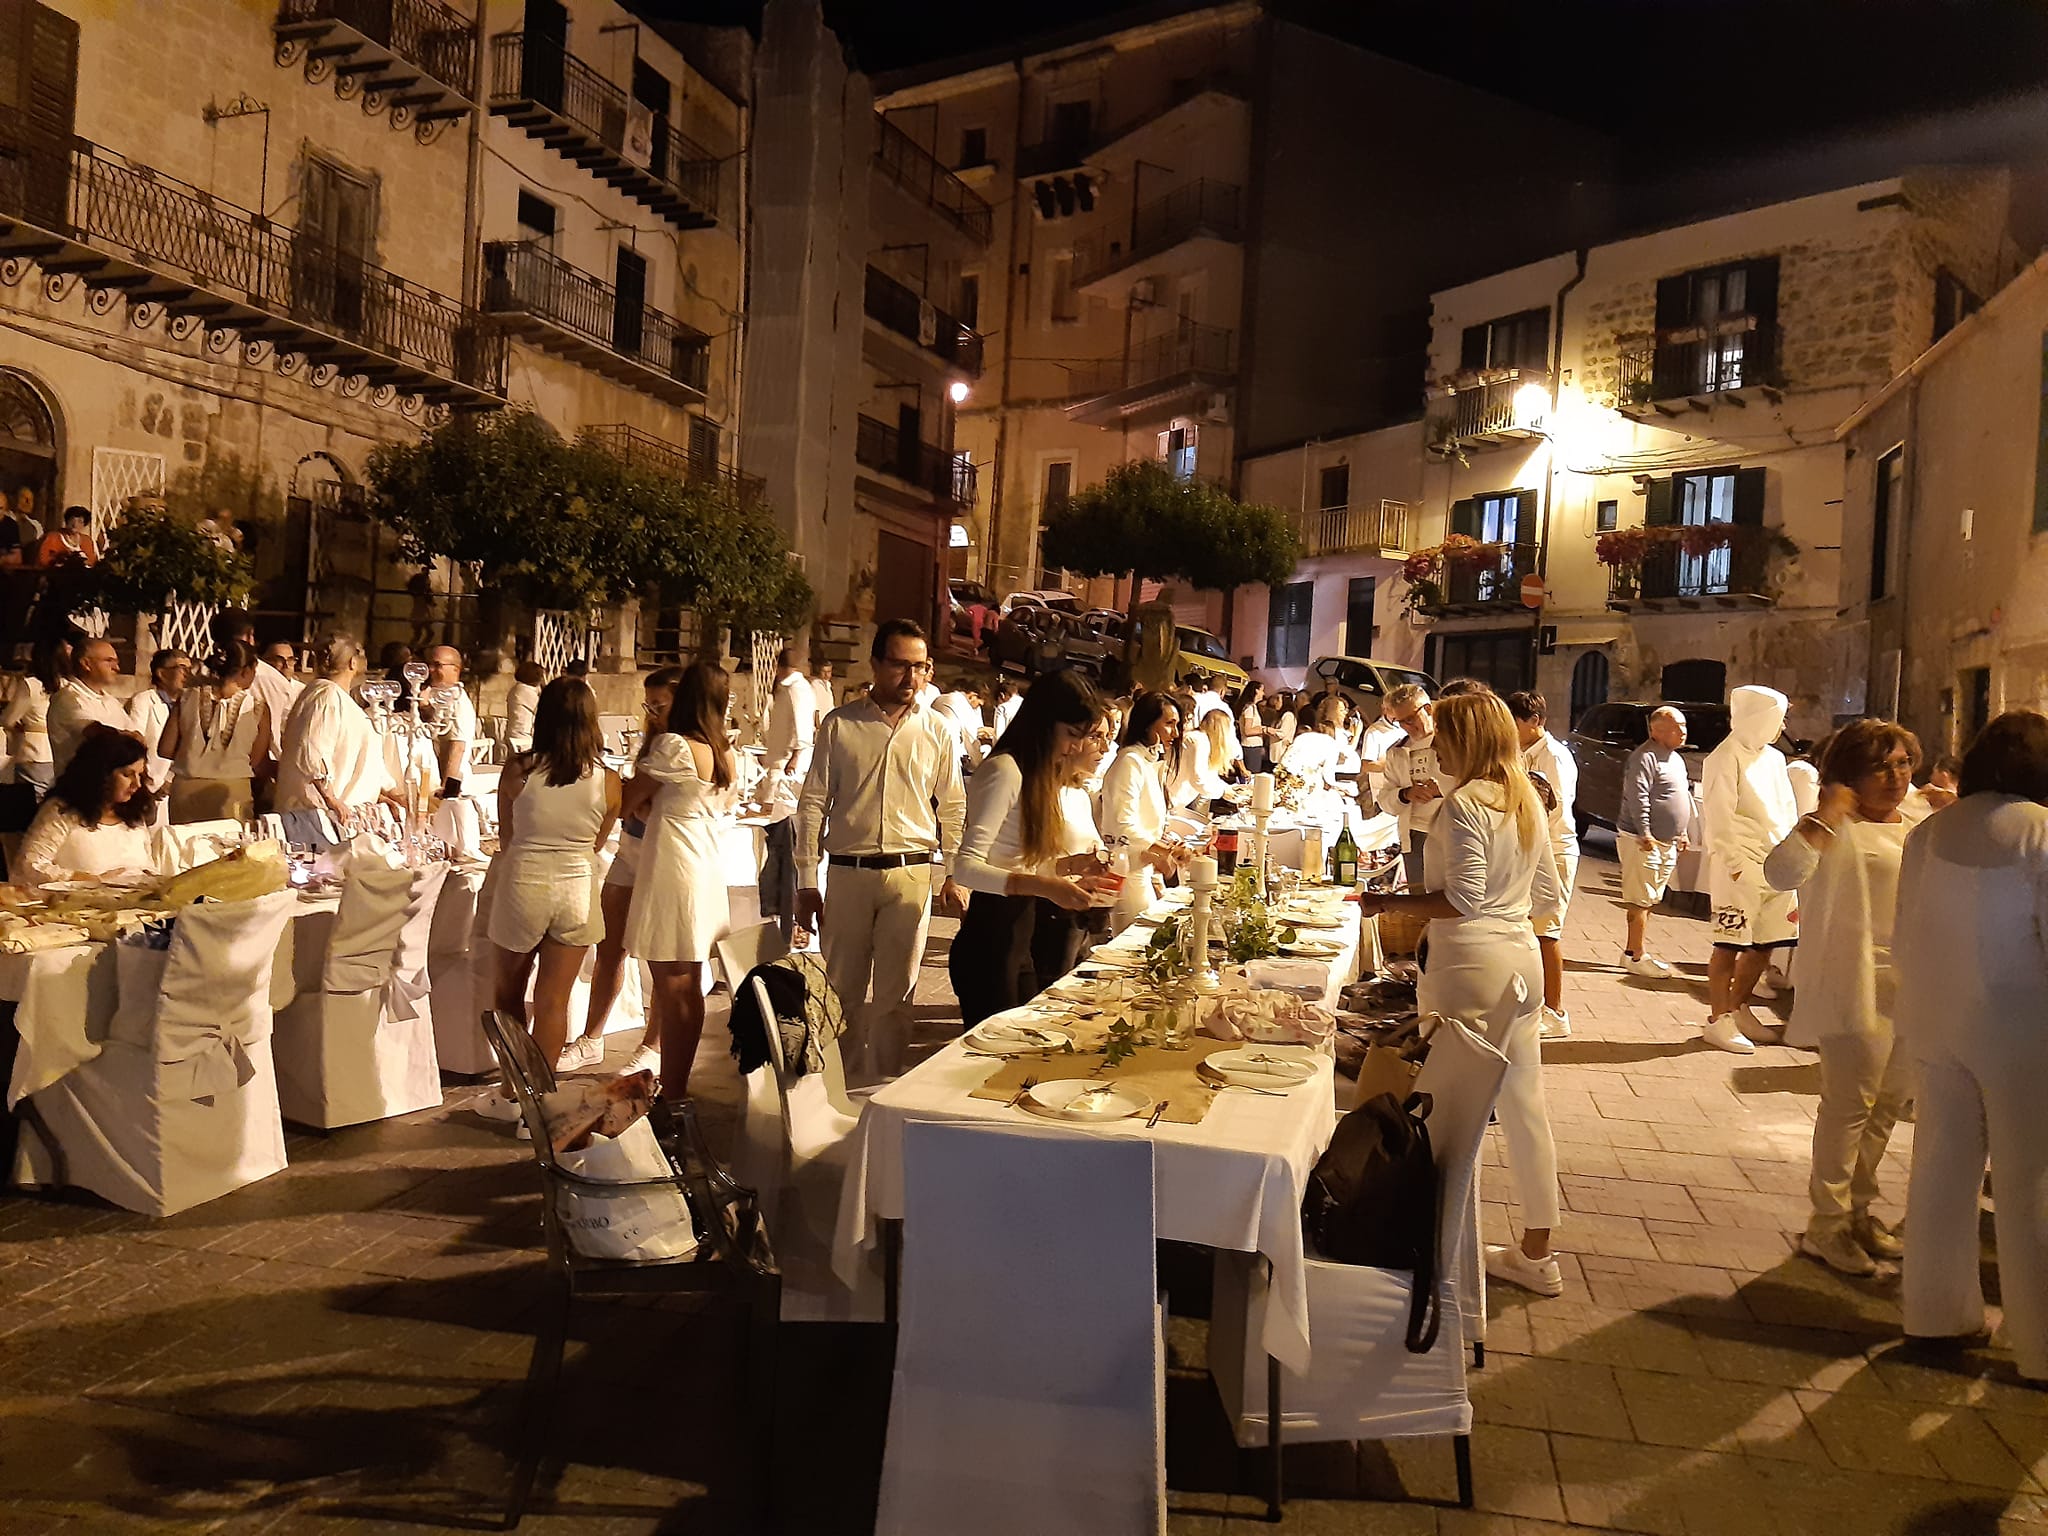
[362,663,459,866]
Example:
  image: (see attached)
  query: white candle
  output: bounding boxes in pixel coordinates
[1191,855,1219,888]
[1251,772,1274,813]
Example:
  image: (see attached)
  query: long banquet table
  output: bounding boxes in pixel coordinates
[831,883,1372,1373]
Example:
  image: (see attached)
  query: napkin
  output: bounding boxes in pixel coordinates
[1213,1051,1314,1083]
[972,1019,1068,1050]
[1199,990,1335,1044]
[0,922,90,953]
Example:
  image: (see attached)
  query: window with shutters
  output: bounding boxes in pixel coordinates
[613,246,647,357]
[1344,576,1377,656]
[1646,466,1766,598]
[1160,423,1198,481]
[1317,464,1349,512]
[1041,458,1073,513]
[516,190,557,252]
[1447,489,1536,603]
[1266,579,1312,668]
[0,0,77,229]
[689,416,720,479]
[1872,446,1903,601]
[296,156,376,333]
[958,272,979,329]
[959,126,988,169]
[1048,252,1078,323]
[1652,257,1779,398]
[1933,268,1980,344]
[1459,308,1549,374]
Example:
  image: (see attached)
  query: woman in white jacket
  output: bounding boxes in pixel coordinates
[1356,693,1565,1296]
[1097,692,1185,931]
[1762,719,1926,1276]
[1894,710,2048,1383]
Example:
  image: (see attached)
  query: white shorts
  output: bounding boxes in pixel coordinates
[1538,840,1579,940]
[488,853,604,951]
[1618,836,1679,908]
[1708,860,1798,949]
[602,823,645,888]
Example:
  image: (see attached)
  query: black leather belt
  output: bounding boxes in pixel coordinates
[827,852,932,870]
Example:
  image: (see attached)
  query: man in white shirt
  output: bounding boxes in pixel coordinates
[1509,689,1580,1039]
[809,659,835,728]
[914,677,941,712]
[276,635,396,822]
[1374,683,1443,888]
[253,641,305,763]
[990,675,1022,740]
[796,619,966,1081]
[758,647,817,944]
[423,645,479,796]
[934,678,987,770]
[128,648,190,795]
[47,637,134,774]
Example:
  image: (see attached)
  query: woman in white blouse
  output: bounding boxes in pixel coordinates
[1098,692,1186,931]
[1762,719,1926,1277]
[950,669,1116,1027]
[1356,693,1565,1297]
[1,664,52,792]
[158,641,272,824]
[16,725,167,892]
[1031,710,1115,990]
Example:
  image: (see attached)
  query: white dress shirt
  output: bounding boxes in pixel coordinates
[276,678,394,812]
[794,698,966,882]
[128,686,176,793]
[763,670,816,780]
[47,679,134,774]
[1376,732,1446,841]
[992,692,1022,740]
[250,662,303,763]
[1523,729,1579,848]
[809,674,834,728]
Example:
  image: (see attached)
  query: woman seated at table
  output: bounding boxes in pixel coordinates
[16,724,167,892]
[1354,693,1565,1298]
[476,677,620,1130]
[1098,692,1185,933]
[157,640,272,825]
[951,669,1116,1028]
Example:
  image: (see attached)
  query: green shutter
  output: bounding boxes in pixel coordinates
[1644,477,1675,526]
[1515,489,1539,547]
[1450,497,1477,537]
[1733,466,1766,526]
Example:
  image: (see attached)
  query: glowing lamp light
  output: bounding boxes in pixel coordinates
[1512,382,1550,431]
[949,380,971,404]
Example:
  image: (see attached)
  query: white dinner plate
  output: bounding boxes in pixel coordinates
[1280,939,1344,959]
[967,1021,1075,1055]
[1201,1047,1317,1089]
[1021,1078,1151,1121]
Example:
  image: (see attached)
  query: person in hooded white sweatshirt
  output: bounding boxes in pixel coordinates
[1699,685,1799,1053]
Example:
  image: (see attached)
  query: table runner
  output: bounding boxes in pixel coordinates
[965,1038,1263,1126]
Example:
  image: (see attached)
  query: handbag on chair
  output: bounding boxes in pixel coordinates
[1302,1089,1441,1353]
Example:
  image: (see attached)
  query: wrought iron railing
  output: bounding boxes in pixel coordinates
[580,423,766,507]
[276,0,477,93]
[483,240,708,392]
[1069,319,1235,398]
[855,414,974,505]
[1617,319,1780,405]
[862,266,983,375]
[873,114,992,244]
[1073,177,1243,289]
[1612,526,1771,604]
[1,126,502,392]
[1431,542,1540,608]
[489,33,719,214]
[1440,368,1547,440]
[1292,500,1409,557]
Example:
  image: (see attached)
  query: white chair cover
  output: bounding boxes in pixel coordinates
[271,859,450,1128]
[1209,1016,1509,1446]
[14,890,297,1216]
[876,1121,1164,1536]
[426,863,490,1075]
[164,818,247,872]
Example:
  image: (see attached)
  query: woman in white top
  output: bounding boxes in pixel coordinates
[1,665,52,791]
[568,666,682,1074]
[1098,692,1186,931]
[622,662,739,1097]
[950,669,1115,1027]
[16,725,167,892]
[158,641,272,825]
[1357,693,1565,1297]
[481,678,620,1119]
[1235,682,1269,775]
[504,660,544,757]
[1031,710,1115,990]
[1894,711,2048,1382]
[1762,719,1926,1277]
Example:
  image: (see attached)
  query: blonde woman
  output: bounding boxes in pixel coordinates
[1356,693,1565,1296]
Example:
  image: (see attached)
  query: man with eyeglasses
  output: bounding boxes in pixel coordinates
[795,619,967,1080]
[1374,683,1444,888]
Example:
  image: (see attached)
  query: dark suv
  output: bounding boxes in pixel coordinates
[1566,701,1732,836]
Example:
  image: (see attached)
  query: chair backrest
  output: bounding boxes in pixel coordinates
[323,858,425,993]
[1411,1015,1510,1269]
[116,889,298,1100]
[714,920,788,996]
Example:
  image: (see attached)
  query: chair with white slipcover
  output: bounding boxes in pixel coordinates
[876,1120,1164,1536]
[15,890,297,1216]
[1210,1015,1510,1515]
[271,856,449,1128]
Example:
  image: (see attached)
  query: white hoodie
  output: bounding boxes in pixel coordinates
[1701,685,1796,875]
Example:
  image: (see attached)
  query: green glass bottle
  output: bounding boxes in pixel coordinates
[1331,820,1360,888]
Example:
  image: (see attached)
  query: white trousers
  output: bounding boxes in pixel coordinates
[1904,1038,2048,1381]
[819,863,933,1081]
[1808,1025,1912,1235]
[1419,923,1561,1230]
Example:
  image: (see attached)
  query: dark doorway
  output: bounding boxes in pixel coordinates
[1427,629,1532,694]
[1660,658,1726,702]
[613,247,647,357]
[522,0,568,109]
[1961,666,1992,751]
[1344,577,1376,657]
[1569,650,1610,729]
[631,58,672,178]
[874,528,934,634]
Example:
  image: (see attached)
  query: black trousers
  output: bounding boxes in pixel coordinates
[950,891,1041,1030]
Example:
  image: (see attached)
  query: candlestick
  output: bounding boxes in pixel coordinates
[1190,854,1218,889]
[1185,856,1221,993]
[1250,807,1272,902]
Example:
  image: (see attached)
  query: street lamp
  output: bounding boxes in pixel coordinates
[949,379,970,404]
[1512,381,1550,433]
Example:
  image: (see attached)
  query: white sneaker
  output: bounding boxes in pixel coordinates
[472,1090,531,1140]
[1733,1005,1782,1044]
[1621,951,1672,979]
[1749,973,1778,1001]
[1701,1013,1756,1054]
[620,1043,661,1079]
[1539,1006,1572,1040]
[1485,1243,1564,1298]
[556,1036,605,1074]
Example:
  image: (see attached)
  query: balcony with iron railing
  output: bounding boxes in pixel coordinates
[1414,542,1541,615]
[482,241,708,404]
[488,33,719,230]
[273,0,477,138]
[1016,66,1255,178]
[873,115,992,245]
[1067,319,1235,424]
[580,423,766,508]
[862,266,983,376]
[1607,526,1773,609]
[1615,319,1782,415]
[0,120,502,405]
[1428,367,1550,452]
[855,415,975,507]
[1074,178,1243,291]
[1292,500,1409,558]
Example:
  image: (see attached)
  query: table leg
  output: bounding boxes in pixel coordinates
[1265,1352,1283,1521]
[882,1217,902,1328]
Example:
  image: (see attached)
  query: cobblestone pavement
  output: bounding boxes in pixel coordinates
[1,829,2037,1535]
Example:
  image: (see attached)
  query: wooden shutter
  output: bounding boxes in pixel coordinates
[0,0,77,230]
[1460,324,1488,371]
[522,0,568,109]
[612,247,646,356]
[1449,497,1477,537]
[1644,477,1675,526]
[1744,256,1780,386]
[1732,466,1766,526]
[1514,489,1539,548]
[1651,274,1689,398]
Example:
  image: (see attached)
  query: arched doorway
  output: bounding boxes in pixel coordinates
[1660,658,1727,703]
[1568,650,1610,730]
[0,370,60,534]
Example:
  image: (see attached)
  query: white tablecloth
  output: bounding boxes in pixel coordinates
[831,896,1367,1373]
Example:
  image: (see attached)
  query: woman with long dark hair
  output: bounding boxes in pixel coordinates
[950,668,1115,1026]
[622,661,737,1096]
[157,640,272,824]
[477,679,620,1123]
[1097,691,1185,932]
[16,724,165,892]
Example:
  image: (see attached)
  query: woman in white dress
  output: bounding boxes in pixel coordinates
[622,661,738,1097]
[158,641,272,824]
[1097,692,1185,932]
[567,666,681,1074]
[16,725,167,892]
[476,678,620,1127]
[1356,693,1565,1296]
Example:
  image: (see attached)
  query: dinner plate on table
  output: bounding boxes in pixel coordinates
[1279,938,1344,959]
[967,1020,1075,1055]
[1200,1047,1317,1089]
[1020,1079,1150,1121]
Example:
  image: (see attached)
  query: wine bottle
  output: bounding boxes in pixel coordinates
[1331,820,1359,889]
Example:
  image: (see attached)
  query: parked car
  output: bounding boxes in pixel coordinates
[1001,589,1084,617]
[986,603,1113,680]
[1566,700,1735,838]
[1303,655,1439,725]
[948,579,997,638]
[1122,620,1246,690]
